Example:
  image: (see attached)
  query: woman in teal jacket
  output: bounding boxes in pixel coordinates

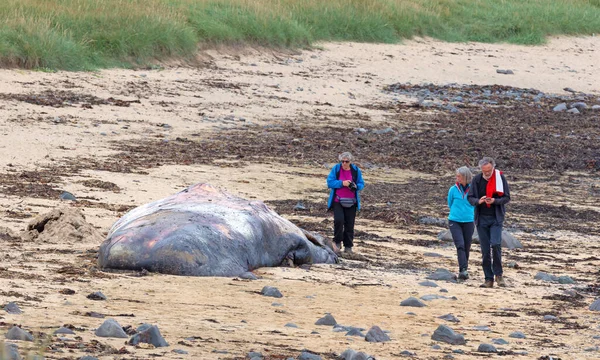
[447,166,475,280]
[327,152,365,254]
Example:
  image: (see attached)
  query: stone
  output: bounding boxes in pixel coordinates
[285,323,299,328]
[3,343,22,360]
[365,326,391,342]
[509,331,526,339]
[558,276,575,284]
[534,271,558,282]
[239,272,258,280]
[137,323,152,333]
[261,286,283,298]
[95,319,128,338]
[496,69,514,75]
[492,338,509,345]
[472,325,491,331]
[544,315,558,321]
[423,252,443,258]
[431,344,442,350]
[419,281,439,287]
[553,103,568,112]
[438,314,460,323]
[592,105,600,111]
[399,350,416,357]
[315,314,337,326]
[426,268,457,282]
[173,349,189,355]
[400,297,427,307]
[339,349,373,360]
[372,127,394,135]
[418,216,448,227]
[431,325,466,345]
[248,351,263,359]
[293,202,307,211]
[87,291,107,301]
[478,344,497,353]
[589,298,600,311]
[79,356,99,360]
[59,191,77,201]
[4,302,22,314]
[567,108,580,114]
[54,327,76,335]
[570,102,588,111]
[421,294,448,301]
[128,325,169,347]
[6,326,34,341]
[440,289,448,293]
[298,350,322,360]
[345,328,365,337]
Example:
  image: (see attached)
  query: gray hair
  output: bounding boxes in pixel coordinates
[338,152,353,162]
[478,156,496,168]
[456,166,473,183]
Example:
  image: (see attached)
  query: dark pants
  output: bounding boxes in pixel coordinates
[477,215,503,281]
[332,202,356,248]
[449,220,474,272]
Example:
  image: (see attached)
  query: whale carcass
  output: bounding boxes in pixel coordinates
[98,183,337,277]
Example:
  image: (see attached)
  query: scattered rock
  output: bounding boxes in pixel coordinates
[558,276,575,284]
[492,338,509,345]
[87,291,107,301]
[496,69,514,75]
[431,325,466,345]
[399,350,416,357]
[592,105,600,111]
[426,268,457,282]
[418,216,448,227]
[339,349,373,360]
[438,314,460,323]
[137,323,152,333]
[293,202,307,211]
[553,103,568,112]
[567,108,580,114]
[372,127,394,135]
[3,343,22,360]
[285,323,299,328]
[509,331,526,339]
[472,325,491,331]
[365,326,391,342]
[6,326,34,341]
[419,281,439,287]
[431,344,442,350]
[261,286,283,298]
[298,350,322,360]
[79,357,99,360]
[570,102,588,111]
[345,328,365,337]
[478,344,497,353]
[59,191,77,201]
[584,346,599,352]
[423,252,444,258]
[400,297,427,307]
[4,302,22,314]
[128,325,169,347]
[248,351,263,359]
[239,272,258,280]
[589,298,600,311]
[315,314,337,326]
[95,319,128,338]
[173,349,189,355]
[54,327,76,335]
[421,294,449,301]
[543,315,558,321]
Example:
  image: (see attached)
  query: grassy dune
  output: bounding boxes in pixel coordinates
[0,0,599,70]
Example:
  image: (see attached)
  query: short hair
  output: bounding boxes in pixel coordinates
[338,152,353,162]
[456,166,473,183]
[478,157,496,168]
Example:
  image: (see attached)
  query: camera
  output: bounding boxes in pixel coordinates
[348,182,358,191]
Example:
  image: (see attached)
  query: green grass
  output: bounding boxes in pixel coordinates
[0,0,599,70]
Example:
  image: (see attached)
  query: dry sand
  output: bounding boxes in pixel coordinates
[1,37,600,359]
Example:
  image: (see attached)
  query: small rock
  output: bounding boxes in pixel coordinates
[444,355,454,360]
[6,326,34,341]
[173,349,189,355]
[400,297,427,307]
[285,323,299,328]
[372,127,394,135]
[87,291,107,301]
[261,286,283,298]
[137,323,152,333]
[421,294,448,301]
[293,202,307,211]
[315,314,337,326]
[345,328,365,337]
[478,344,497,353]
[509,331,526,339]
[440,289,448,293]
[419,281,439,287]
[423,252,443,258]
[492,338,509,345]
[95,319,128,338]
[298,350,322,360]
[452,349,464,354]
[592,105,600,111]
[496,69,514,75]
[472,325,491,331]
[570,102,588,111]
[399,350,416,357]
[558,276,575,284]
[564,87,576,93]
[79,356,99,360]
[365,325,390,342]
[534,271,558,282]
[431,344,442,350]
[406,312,416,316]
[567,108,580,114]
[438,314,460,323]
[4,302,22,314]
[59,191,77,201]
[431,325,465,345]
[239,272,258,280]
[543,315,558,321]
[590,298,600,311]
[418,216,448,227]
[553,103,568,112]
[248,351,263,358]
[339,349,373,360]
[54,327,76,335]
[584,346,599,352]
[272,303,284,307]
[128,325,169,347]
[3,343,22,360]
[426,268,457,282]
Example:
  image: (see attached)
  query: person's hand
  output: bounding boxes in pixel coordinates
[485,197,495,205]
[342,180,351,187]
[479,196,487,204]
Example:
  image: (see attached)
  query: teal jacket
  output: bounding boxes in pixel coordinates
[327,163,365,210]
[447,183,475,223]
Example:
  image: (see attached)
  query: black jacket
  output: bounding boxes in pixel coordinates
[467,173,510,225]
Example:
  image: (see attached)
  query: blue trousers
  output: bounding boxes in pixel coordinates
[449,220,474,272]
[477,215,503,281]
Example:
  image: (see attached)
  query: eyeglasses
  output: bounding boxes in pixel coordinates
[341,160,350,163]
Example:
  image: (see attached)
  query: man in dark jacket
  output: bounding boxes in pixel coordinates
[468,157,510,288]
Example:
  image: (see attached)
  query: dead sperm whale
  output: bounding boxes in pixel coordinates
[98,183,337,277]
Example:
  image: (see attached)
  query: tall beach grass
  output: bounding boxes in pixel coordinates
[0,0,599,70]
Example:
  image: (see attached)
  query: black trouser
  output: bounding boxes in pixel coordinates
[448,220,474,272]
[477,215,503,281]
[332,202,356,248]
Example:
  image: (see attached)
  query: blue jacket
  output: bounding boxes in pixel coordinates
[327,163,365,210]
[447,183,475,223]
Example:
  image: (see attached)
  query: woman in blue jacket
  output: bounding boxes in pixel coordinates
[327,152,365,254]
[447,166,475,280]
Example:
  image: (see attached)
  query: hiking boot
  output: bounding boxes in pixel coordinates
[480,280,494,288]
[495,275,507,287]
[344,247,353,254]
[458,270,469,280]
[333,243,342,254]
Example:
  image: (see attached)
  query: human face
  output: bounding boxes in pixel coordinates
[341,159,351,170]
[481,163,494,179]
[456,173,467,186]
